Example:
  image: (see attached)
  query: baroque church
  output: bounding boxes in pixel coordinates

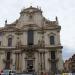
[0,6,63,74]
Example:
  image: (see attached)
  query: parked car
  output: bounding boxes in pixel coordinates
[1,69,16,75]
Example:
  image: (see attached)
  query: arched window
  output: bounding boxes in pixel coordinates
[50,36,55,45]
[8,38,12,47]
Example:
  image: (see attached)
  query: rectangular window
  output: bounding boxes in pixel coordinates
[51,51,55,59]
[7,52,11,60]
[28,30,34,45]
[0,32,2,36]
[50,36,55,45]
[51,51,56,73]
[0,41,1,46]
[51,62,56,73]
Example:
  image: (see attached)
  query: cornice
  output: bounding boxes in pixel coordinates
[0,45,63,51]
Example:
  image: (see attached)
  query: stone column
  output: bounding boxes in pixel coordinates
[22,52,26,72]
[2,51,6,69]
[40,52,42,72]
[11,52,16,70]
[15,52,21,72]
[38,52,41,75]
[42,52,45,72]
[34,52,38,72]
[45,50,49,73]
[43,52,45,71]
[0,51,5,69]
[19,53,22,72]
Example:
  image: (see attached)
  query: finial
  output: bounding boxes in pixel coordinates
[39,7,41,10]
[5,19,7,25]
[30,6,32,8]
[56,16,58,21]
[30,0,32,8]
[37,6,38,8]
[55,16,59,25]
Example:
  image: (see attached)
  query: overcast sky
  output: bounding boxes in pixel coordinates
[0,0,75,61]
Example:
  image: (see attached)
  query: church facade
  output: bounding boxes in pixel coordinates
[0,6,63,74]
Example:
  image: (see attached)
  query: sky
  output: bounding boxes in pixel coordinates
[0,0,75,61]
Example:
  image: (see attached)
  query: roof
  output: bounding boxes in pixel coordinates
[20,6,42,14]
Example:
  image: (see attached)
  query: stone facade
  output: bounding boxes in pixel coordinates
[64,54,75,73]
[0,6,63,74]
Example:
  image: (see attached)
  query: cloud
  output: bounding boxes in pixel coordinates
[0,0,75,61]
[62,46,75,61]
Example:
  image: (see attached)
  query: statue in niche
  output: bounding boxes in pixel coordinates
[38,40,45,47]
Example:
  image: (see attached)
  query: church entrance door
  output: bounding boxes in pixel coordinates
[27,60,34,72]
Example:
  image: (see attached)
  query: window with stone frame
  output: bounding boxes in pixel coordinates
[50,36,55,45]
[8,38,12,47]
[51,62,56,73]
[0,32,2,36]
[51,51,56,73]
[0,41,1,46]
[28,30,34,45]
[0,32,2,46]
[7,52,11,60]
[51,51,55,59]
